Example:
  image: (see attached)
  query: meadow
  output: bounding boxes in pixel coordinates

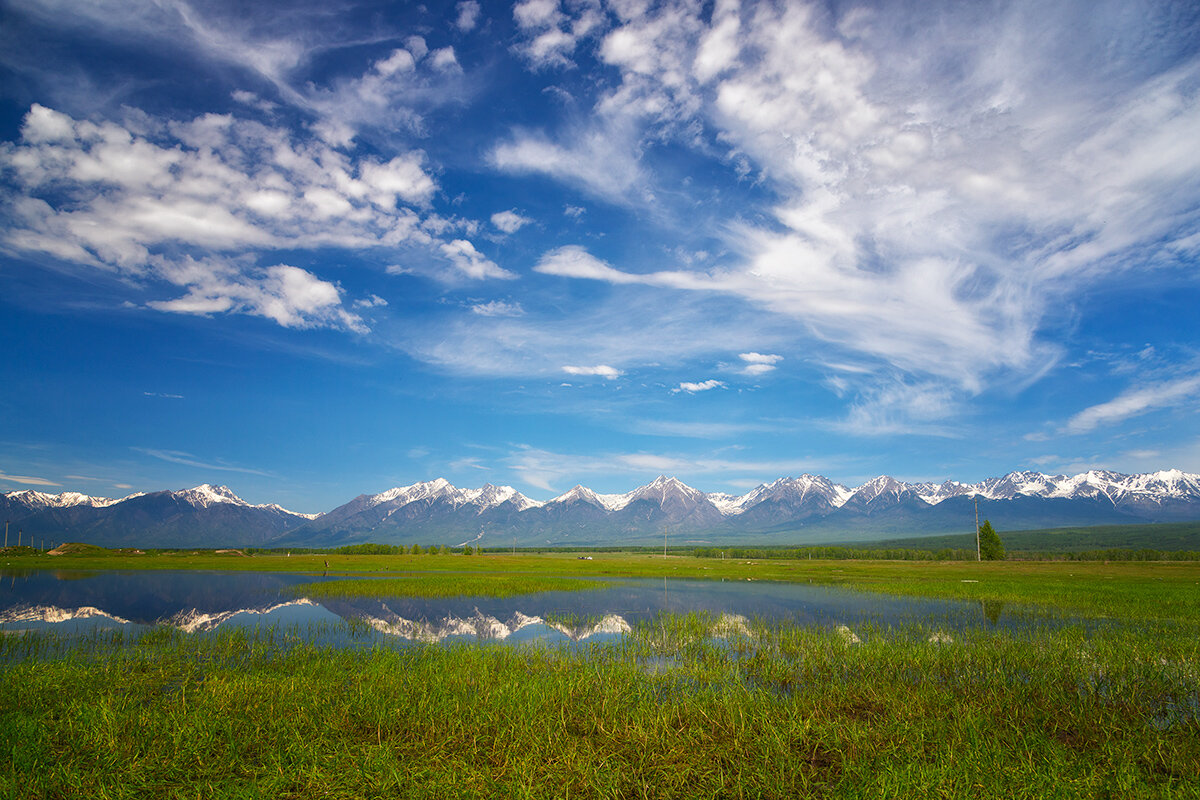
[3,549,1199,797]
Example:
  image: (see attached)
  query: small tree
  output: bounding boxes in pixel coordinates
[978,520,1005,561]
[410,543,423,555]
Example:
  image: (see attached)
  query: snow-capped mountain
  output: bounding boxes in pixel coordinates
[291,479,542,545]
[6,469,1200,548]
[1,489,139,513]
[2,484,315,548]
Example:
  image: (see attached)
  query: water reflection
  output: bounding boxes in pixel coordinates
[1,569,1058,645]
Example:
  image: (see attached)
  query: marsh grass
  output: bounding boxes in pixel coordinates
[289,574,612,599]
[3,615,1198,799]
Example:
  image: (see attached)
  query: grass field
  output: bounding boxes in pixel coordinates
[4,550,1200,796]
[2,616,1197,799]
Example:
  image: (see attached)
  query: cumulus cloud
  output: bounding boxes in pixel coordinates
[1065,375,1200,434]
[562,365,622,379]
[1,105,439,267]
[491,209,532,233]
[509,0,603,69]
[147,258,366,333]
[739,352,782,376]
[354,294,389,309]
[456,1,481,32]
[439,240,516,280]
[673,380,725,394]
[0,104,516,331]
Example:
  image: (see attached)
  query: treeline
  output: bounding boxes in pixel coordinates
[693,546,978,561]
[1009,548,1200,562]
[243,543,484,556]
[694,546,1200,561]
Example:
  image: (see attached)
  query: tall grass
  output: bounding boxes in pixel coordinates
[2,615,1197,798]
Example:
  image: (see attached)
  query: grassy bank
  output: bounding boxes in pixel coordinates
[2,618,1197,798]
[7,549,1200,622]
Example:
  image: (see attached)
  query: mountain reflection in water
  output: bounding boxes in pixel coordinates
[1,569,1042,645]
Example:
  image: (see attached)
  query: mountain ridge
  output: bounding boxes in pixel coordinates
[4,469,1200,548]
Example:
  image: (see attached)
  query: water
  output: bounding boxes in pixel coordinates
[0,568,1054,646]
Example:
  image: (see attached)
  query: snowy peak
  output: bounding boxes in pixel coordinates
[174,484,248,509]
[2,489,122,510]
[846,476,919,506]
[364,479,540,513]
[726,475,854,514]
[627,476,706,507]
[548,485,617,510]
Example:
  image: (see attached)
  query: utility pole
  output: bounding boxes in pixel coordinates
[974,495,981,562]
[663,529,667,558]
[3,520,7,549]
[17,529,22,549]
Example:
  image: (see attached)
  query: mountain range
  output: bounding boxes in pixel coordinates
[3,469,1199,549]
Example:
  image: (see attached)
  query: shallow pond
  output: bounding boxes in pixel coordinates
[0,568,1050,646]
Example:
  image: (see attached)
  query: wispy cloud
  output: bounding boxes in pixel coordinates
[505,445,832,494]
[562,365,622,380]
[1065,375,1200,434]
[505,0,1200,430]
[133,448,273,477]
[0,470,61,487]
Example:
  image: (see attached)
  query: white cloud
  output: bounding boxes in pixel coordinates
[134,448,273,476]
[354,294,388,309]
[673,380,725,394]
[562,365,622,379]
[491,209,532,234]
[504,445,829,493]
[147,259,366,333]
[456,1,481,32]
[739,352,782,375]
[489,121,647,203]
[1064,375,1200,434]
[2,105,440,267]
[470,300,525,317]
[0,470,61,487]
[439,240,516,280]
[498,0,1200,430]
[534,245,639,283]
[430,47,461,72]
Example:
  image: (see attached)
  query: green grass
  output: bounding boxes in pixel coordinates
[290,574,612,599]
[2,619,1197,798]
[9,549,1200,622]
[860,521,1200,553]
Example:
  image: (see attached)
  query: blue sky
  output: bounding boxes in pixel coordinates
[1,0,1198,513]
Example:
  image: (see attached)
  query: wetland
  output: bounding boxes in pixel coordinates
[2,551,1198,798]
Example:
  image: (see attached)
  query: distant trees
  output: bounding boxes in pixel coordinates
[978,520,1006,561]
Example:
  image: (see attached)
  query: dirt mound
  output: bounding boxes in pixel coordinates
[47,542,110,556]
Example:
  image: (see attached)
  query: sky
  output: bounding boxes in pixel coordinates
[1,0,1199,514]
